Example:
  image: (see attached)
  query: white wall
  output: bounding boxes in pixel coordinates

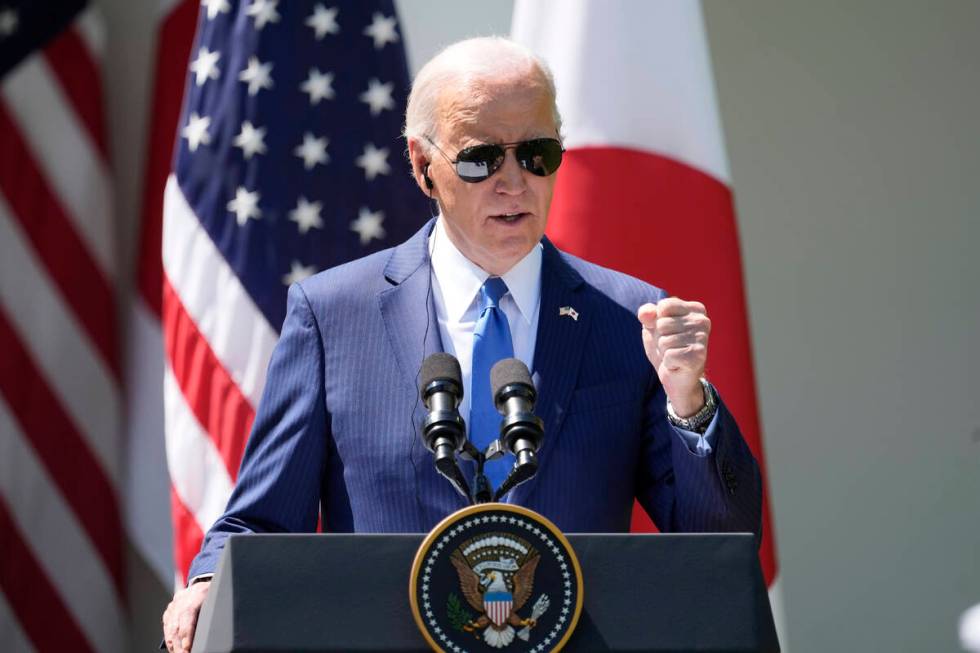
[95,1,979,650]
[703,2,980,650]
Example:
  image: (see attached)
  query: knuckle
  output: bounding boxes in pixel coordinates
[658,297,680,313]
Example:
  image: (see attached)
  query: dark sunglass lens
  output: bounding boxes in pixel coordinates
[516,139,563,176]
[455,145,505,182]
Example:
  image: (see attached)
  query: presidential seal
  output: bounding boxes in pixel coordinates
[410,503,583,653]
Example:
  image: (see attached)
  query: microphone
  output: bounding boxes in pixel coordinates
[489,358,544,500]
[420,353,471,501]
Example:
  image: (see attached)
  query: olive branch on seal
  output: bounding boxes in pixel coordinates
[446,592,474,631]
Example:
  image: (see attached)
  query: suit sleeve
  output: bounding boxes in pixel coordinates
[188,283,328,578]
[634,378,762,539]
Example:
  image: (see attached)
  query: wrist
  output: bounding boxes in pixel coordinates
[666,378,717,434]
[668,382,706,418]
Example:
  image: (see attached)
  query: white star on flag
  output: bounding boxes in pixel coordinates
[227,186,262,225]
[289,197,323,234]
[363,12,398,49]
[181,112,211,151]
[0,7,18,37]
[351,207,386,244]
[355,143,391,180]
[189,47,221,86]
[239,56,274,96]
[201,0,230,20]
[306,4,339,40]
[294,132,329,170]
[281,260,317,286]
[359,78,394,115]
[233,121,267,159]
[246,0,280,30]
[301,68,335,105]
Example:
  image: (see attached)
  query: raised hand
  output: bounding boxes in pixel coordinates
[637,297,711,417]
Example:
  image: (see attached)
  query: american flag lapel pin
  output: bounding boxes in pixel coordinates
[559,306,579,321]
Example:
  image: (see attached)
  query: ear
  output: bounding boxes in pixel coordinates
[407,137,433,196]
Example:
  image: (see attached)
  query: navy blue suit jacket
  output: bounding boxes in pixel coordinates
[190,221,762,577]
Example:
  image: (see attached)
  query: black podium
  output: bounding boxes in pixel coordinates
[192,533,778,652]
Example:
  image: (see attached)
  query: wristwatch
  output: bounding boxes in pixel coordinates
[666,378,717,434]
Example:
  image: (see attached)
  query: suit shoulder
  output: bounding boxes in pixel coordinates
[295,246,395,307]
[559,249,667,306]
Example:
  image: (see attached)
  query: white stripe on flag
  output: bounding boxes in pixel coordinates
[75,6,107,59]
[0,587,36,653]
[511,0,731,183]
[123,299,174,586]
[0,53,114,278]
[0,397,125,653]
[156,0,186,19]
[163,174,278,409]
[0,198,121,484]
[164,366,235,532]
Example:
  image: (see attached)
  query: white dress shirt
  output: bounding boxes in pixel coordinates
[428,218,541,424]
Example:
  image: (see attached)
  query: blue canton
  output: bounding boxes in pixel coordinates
[174,0,428,331]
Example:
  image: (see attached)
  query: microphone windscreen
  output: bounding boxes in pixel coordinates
[490,358,533,398]
[421,352,462,389]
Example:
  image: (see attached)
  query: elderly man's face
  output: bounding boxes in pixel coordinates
[422,73,558,275]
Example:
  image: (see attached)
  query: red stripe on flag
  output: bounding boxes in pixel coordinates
[171,486,205,585]
[0,498,95,652]
[0,101,120,379]
[137,0,198,318]
[548,147,777,583]
[0,307,125,596]
[162,274,255,480]
[41,28,109,162]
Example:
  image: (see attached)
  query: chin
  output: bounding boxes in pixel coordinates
[486,239,536,272]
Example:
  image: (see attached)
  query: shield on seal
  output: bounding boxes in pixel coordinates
[483,591,513,627]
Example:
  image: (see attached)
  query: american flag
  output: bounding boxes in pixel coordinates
[0,0,126,650]
[159,0,427,583]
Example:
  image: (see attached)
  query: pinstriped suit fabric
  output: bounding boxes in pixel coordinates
[189,221,761,578]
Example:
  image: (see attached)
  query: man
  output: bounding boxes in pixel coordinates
[163,36,761,652]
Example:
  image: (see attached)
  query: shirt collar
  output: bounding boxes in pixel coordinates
[429,217,542,325]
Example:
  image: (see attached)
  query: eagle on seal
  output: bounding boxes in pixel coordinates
[450,549,541,648]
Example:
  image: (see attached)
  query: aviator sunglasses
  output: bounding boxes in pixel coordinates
[425,136,565,183]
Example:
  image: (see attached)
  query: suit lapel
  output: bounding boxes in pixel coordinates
[509,240,592,504]
[378,220,443,401]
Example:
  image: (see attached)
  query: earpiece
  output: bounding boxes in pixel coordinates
[423,163,434,191]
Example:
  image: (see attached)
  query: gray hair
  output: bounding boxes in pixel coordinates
[403,36,562,150]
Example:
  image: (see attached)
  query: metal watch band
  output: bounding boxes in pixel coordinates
[666,377,717,434]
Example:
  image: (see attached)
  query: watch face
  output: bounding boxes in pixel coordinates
[410,503,584,653]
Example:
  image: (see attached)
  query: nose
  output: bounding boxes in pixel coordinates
[493,148,527,196]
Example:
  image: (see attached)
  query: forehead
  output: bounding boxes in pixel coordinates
[436,71,556,145]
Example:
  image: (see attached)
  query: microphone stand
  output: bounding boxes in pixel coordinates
[489,438,540,502]
[459,442,493,504]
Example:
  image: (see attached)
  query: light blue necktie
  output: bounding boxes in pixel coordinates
[470,277,514,490]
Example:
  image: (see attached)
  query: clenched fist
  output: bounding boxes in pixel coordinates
[637,297,711,417]
[162,579,211,653]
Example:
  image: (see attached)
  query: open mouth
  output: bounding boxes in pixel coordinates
[490,211,530,224]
